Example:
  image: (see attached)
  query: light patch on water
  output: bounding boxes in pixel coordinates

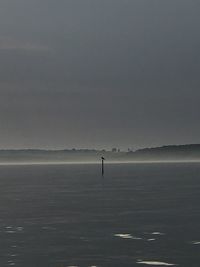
[151,232,165,236]
[5,226,24,234]
[114,233,142,240]
[191,241,200,245]
[137,260,176,266]
[147,238,156,241]
[16,227,23,231]
[8,254,17,257]
[115,234,132,239]
[8,261,15,266]
[6,231,16,234]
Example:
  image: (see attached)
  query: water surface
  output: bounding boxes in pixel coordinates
[0,163,199,266]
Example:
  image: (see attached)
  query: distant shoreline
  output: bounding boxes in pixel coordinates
[0,144,200,163]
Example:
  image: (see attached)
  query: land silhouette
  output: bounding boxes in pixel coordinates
[0,144,200,163]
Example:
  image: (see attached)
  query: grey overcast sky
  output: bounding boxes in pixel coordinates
[0,0,200,150]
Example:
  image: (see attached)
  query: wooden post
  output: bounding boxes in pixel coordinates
[101,157,105,176]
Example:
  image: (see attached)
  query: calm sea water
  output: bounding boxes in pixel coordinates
[0,163,200,267]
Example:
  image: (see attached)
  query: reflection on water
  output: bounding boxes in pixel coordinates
[137,261,176,266]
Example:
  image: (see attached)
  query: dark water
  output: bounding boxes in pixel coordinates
[0,163,200,267]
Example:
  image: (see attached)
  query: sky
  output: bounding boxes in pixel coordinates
[0,0,200,150]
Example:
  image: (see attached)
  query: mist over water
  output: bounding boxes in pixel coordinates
[1,144,200,164]
[0,163,200,266]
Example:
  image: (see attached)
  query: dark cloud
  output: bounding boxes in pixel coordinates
[0,0,200,149]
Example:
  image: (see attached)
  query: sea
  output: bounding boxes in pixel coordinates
[0,162,200,267]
